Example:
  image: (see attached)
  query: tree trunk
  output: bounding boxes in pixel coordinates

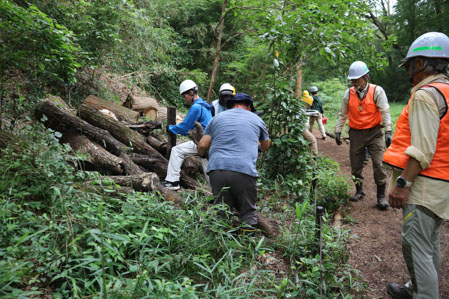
[295,59,303,100]
[61,132,125,175]
[257,211,280,238]
[127,121,162,136]
[182,156,203,176]
[79,102,167,161]
[84,95,140,124]
[146,135,167,156]
[36,97,126,156]
[97,173,159,192]
[206,0,227,103]
[166,106,177,158]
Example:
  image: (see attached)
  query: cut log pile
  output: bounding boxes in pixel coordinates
[36,95,202,190]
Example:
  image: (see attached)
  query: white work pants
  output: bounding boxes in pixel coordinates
[165,140,209,184]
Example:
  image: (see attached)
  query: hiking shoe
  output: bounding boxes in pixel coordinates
[322,135,326,140]
[386,283,412,299]
[161,181,180,190]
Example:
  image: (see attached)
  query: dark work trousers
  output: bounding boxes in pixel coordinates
[209,170,258,226]
[348,125,387,185]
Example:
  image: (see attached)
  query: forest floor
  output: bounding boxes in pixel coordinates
[314,130,449,298]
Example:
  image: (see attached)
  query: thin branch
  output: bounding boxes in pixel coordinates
[220,28,257,50]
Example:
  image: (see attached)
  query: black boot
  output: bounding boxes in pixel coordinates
[350,182,365,202]
[386,283,412,299]
[377,183,389,210]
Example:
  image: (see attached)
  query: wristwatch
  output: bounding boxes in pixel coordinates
[396,176,412,188]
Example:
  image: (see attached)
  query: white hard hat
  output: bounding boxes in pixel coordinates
[310,86,318,93]
[400,32,449,67]
[347,61,369,80]
[179,80,198,95]
[219,83,236,95]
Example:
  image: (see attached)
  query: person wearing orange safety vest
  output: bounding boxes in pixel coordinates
[383,32,449,299]
[335,61,392,210]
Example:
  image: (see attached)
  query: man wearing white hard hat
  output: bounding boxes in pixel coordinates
[383,32,449,299]
[161,79,213,190]
[335,61,392,210]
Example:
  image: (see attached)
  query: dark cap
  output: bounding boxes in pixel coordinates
[231,92,256,112]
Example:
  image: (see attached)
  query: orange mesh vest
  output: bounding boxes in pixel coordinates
[348,84,382,129]
[383,82,449,181]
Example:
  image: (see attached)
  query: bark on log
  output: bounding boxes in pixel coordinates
[257,212,280,238]
[80,102,199,189]
[84,95,140,123]
[153,186,185,206]
[166,107,177,158]
[130,153,198,189]
[127,121,162,136]
[36,98,126,156]
[119,152,144,175]
[182,156,203,176]
[61,132,125,175]
[98,173,159,191]
[146,135,167,156]
[79,103,166,161]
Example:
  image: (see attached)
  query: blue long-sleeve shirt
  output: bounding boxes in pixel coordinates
[168,98,213,136]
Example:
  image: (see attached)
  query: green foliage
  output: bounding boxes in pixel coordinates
[314,158,351,212]
[0,1,81,86]
[309,78,348,134]
[260,82,314,178]
[0,119,77,202]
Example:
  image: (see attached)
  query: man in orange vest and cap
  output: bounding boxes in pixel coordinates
[335,61,392,210]
[383,32,449,299]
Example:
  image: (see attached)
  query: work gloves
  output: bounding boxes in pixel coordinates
[335,132,342,145]
[385,131,392,148]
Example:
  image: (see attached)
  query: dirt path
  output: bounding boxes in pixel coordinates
[315,132,449,298]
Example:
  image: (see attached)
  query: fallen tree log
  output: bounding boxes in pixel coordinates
[119,152,144,175]
[146,135,167,156]
[182,156,203,176]
[80,103,199,188]
[79,102,166,160]
[61,132,125,175]
[97,173,159,192]
[84,95,140,123]
[36,97,126,156]
[256,212,280,238]
[130,153,199,189]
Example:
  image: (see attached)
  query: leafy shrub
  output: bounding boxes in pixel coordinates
[259,82,314,178]
[0,1,81,87]
[0,119,77,203]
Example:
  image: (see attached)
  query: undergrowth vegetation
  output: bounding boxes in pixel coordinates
[0,122,364,297]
